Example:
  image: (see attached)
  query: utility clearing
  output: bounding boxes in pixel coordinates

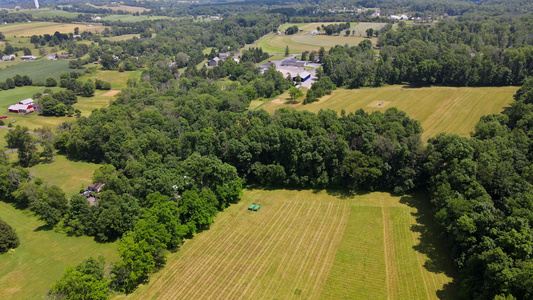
[130,189,456,299]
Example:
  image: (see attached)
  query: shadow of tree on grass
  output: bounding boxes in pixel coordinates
[400,191,462,300]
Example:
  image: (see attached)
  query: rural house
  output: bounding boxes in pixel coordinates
[206,57,220,67]
[20,55,36,60]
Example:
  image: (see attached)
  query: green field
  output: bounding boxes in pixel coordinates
[21,8,82,19]
[254,22,384,54]
[129,189,455,299]
[0,128,8,149]
[101,15,170,22]
[252,85,517,141]
[30,154,102,195]
[0,201,118,300]
[90,4,150,13]
[0,60,71,83]
[80,69,142,90]
[106,33,141,41]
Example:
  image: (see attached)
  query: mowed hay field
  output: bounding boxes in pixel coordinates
[255,22,383,54]
[0,201,118,300]
[0,22,107,38]
[129,189,455,300]
[254,85,517,141]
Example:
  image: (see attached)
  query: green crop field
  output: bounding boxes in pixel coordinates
[30,154,102,195]
[252,85,517,141]
[0,60,71,83]
[129,189,455,299]
[0,201,118,300]
[254,22,383,54]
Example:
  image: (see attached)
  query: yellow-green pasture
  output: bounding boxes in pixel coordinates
[80,69,142,90]
[106,33,141,41]
[252,85,517,141]
[0,201,118,300]
[0,22,107,38]
[129,189,456,300]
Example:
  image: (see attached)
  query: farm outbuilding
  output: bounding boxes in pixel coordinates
[281,58,306,67]
[19,98,34,105]
[8,104,36,113]
[293,71,311,82]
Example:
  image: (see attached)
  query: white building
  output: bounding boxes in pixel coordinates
[19,99,34,105]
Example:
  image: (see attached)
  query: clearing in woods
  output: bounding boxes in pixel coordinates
[252,85,517,141]
[130,189,456,299]
[0,201,118,300]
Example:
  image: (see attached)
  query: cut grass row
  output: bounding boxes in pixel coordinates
[129,189,455,299]
[253,85,517,141]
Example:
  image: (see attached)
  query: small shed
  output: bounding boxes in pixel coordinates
[293,71,311,82]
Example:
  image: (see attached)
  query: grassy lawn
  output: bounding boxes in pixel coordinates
[0,201,118,300]
[129,189,455,299]
[253,85,517,141]
[30,154,102,196]
[0,60,71,83]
